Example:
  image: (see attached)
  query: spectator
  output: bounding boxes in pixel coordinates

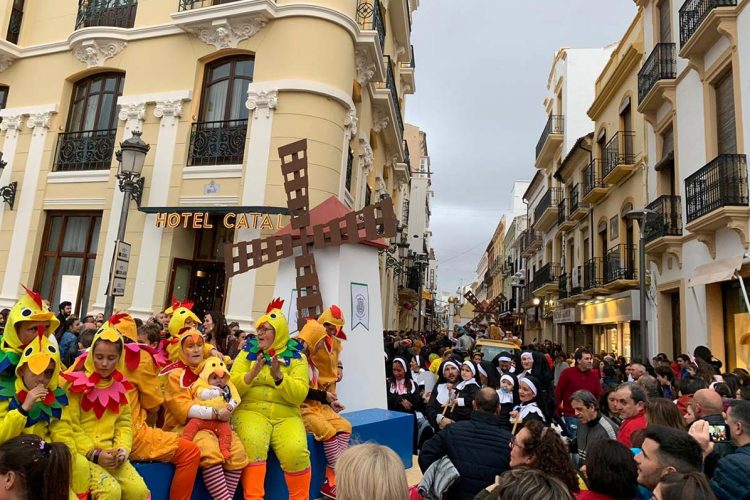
[646,398,686,431]
[675,354,691,379]
[0,308,9,335]
[509,420,580,493]
[203,310,232,356]
[655,365,676,400]
[56,315,80,367]
[694,346,722,375]
[54,300,72,337]
[720,373,740,398]
[614,383,648,447]
[738,386,750,401]
[733,368,750,388]
[570,390,619,466]
[637,374,660,399]
[77,327,96,353]
[600,386,621,425]
[337,443,408,500]
[553,354,569,387]
[555,349,601,441]
[630,363,646,382]
[634,424,703,493]
[579,439,638,500]
[474,468,573,500]
[0,435,71,500]
[137,322,161,349]
[653,472,716,500]
[688,389,735,462]
[419,388,511,500]
[690,400,750,500]
[677,376,708,418]
[602,364,620,387]
[425,359,467,431]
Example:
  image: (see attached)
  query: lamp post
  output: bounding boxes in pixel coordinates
[0,152,18,210]
[103,131,150,319]
[623,208,657,362]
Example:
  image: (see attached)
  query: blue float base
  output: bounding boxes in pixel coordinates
[133,408,414,500]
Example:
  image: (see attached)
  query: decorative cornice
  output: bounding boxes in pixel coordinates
[345,109,358,140]
[0,115,23,138]
[246,89,278,118]
[372,109,390,133]
[118,102,146,132]
[355,49,376,85]
[358,137,374,171]
[26,112,54,130]
[153,99,184,127]
[0,54,14,72]
[72,39,127,68]
[189,17,267,50]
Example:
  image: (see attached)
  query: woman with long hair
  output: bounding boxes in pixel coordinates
[509,420,579,494]
[0,435,71,500]
[204,310,232,357]
[579,439,638,500]
[654,471,717,500]
[645,399,686,431]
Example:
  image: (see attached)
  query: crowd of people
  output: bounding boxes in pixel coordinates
[384,326,750,500]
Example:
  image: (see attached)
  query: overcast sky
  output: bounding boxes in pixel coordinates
[404,0,638,296]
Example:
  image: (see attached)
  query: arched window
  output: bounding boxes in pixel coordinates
[54,72,124,171]
[189,56,255,166]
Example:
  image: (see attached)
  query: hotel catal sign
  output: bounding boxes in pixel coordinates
[153,211,285,230]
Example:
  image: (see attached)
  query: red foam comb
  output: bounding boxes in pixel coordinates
[330,305,342,320]
[36,324,45,348]
[109,312,128,325]
[266,298,284,313]
[170,296,194,311]
[21,285,43,309]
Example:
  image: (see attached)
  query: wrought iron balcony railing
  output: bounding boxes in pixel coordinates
[638,43,676,103]
[569,185,580,215]
[685,154,748,223]
[177,0,245,10]
[679,0,736,47]
[533,187,562,225]
[382,56,405,141]
[558,272,569,299]
[583,258,603,291]
[603,131,636,178]
[605,244,637,283]
[583,159,605,197]
[571,266,582,296]
[557,198,567,226]
[76,0,137,30]
[54,129,117,172]
[535,114,564,159]
[645,195,683,242]
[532,263,559,292]
[357,0,386,51]
[187,119,248,166]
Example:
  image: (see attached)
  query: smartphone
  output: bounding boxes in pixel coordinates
[708,424,730,443]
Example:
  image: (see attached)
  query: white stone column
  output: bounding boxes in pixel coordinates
[224,87,278,329]
[89,102,145,314]
[129,97,189,318]
[0,109,56,306]
[0,115,24,236]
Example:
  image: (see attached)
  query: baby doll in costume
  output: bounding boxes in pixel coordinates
[182,356,240,460]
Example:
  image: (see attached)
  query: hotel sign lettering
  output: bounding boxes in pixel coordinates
[154,212,284,230]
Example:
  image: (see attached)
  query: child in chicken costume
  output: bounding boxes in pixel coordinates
[230,299,311,500]
[297,318,351,499]
[0,328,90,499]
[183,356,240,460]
[313,306,347,396]
[63,324,149,500]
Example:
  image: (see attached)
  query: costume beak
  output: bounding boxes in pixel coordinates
[27,354,53,375]
[29,312,54,322]
[212,368,227,378]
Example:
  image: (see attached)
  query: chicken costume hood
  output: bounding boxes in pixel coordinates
[317,305,346,341]
[198,356,240,402]
[242,298,301,365]
[0,287,58,374]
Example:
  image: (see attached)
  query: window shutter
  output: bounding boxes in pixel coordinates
[661,126,674,158]
[715,70,737,155]
[659,0,672,43]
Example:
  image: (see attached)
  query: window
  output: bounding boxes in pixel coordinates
[6,0,24,44]
[34,212,102,317]
[0,86,8,112]
[54,73,124,171]
[657,125,676,194]
[658,0,671,43]
[714,70,737,155]
[189,56,254,166]
[345,146,354,193]
[76,0,138,30]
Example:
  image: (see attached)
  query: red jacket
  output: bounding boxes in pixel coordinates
[617,410,647,448]
[555,366,602,417]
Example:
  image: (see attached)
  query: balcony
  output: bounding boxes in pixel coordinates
[558,272,569,300]
[53,129,117,172]
[582,159,609,204]
[520,230,543,258]
[603,131,636,185]
[604,244,638,291]
[567,185,590,222]
[638,43,676,116]
[499,298,516,317]
[679,0,738,60]
[177,0,246,10]
[76,0,137,30]
[534,187,562,233]
[569,266,583,297]
[645,195,683,271]
[685,154,750,258]
[558,198,575,232]
[532,263,560,295]
[187,119,248,166]
[501,257,513,277]
[388,0,412,62]
[357,0,386,51]
[535,115,564,168]
[583,258,605,293]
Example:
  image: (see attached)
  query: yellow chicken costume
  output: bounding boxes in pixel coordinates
[297,318,352,498]
[162,329,248,500]
[229,298,311,500]
[313,306,346,395]
[63,325,149,500]
[0,329,90,499]
[163,299,203,362]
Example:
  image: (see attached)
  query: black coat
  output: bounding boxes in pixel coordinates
[386,379,422,414]
[419,411,512,500]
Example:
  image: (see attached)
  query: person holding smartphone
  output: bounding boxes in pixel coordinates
[688,389,736,462]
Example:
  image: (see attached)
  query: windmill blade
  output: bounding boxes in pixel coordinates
[224,234,295,279]
[463,290,481,309]
[278,139,311,230]
[293,232,324,330]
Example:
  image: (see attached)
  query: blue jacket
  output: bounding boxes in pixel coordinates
[710,444,750,500]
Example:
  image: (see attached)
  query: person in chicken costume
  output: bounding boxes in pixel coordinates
[313,306,347,396]
[162,328,248,500]
[297,318,351,499]
[0,328,90,499]
[72,313,200,500]
[230,298,311,500]
[63,324,149,500]
[0,286,59,379]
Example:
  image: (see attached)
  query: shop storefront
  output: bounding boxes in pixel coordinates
[554,305,591,351]
[580,290,642,360]
[722,278,750,370]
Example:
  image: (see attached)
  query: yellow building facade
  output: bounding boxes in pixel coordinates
[0,0,418,328]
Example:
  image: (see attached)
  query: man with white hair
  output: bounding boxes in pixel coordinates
[630,363,646,381]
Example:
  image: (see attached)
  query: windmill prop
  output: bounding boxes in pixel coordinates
[463,290,504,329]
[224,139,399,330]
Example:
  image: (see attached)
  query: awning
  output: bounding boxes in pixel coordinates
[138,205,289,215]
[688,254,743,287]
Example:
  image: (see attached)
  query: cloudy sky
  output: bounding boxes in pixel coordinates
[404,0,638,296]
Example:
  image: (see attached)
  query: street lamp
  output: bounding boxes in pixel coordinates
[0,152,17,210]
[623,208,657,362]
[103,131,150,319]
